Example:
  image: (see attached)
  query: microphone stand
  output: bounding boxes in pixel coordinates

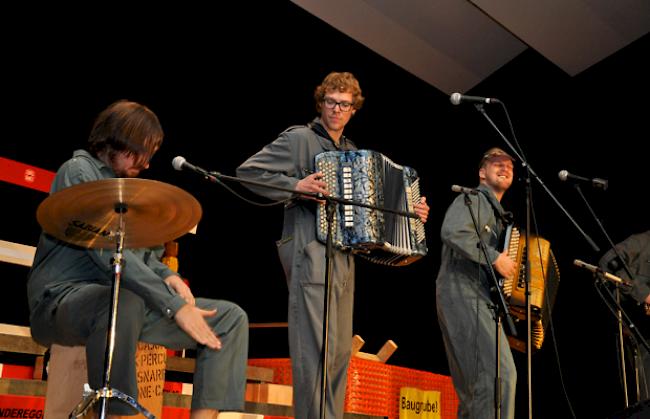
[571,183,650,406]
[184,168,420,419]
[473,103,600,419]
[458,190,517,419]
[591,274,650,404]
[617,288,630,407]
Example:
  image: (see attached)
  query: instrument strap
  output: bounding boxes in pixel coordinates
[477,189,514,226]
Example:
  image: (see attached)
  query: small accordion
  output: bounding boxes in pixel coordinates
[314,150,427,266]
[501,226,560,352]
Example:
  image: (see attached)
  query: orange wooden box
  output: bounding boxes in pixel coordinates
[247,358,458,419]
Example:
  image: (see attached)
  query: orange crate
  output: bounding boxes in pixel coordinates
[247,358,458,419]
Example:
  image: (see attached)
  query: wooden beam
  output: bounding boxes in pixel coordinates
[165,356,274,382]
[249,322,288,328]
[0,323,47,355]
[352,352,381,362]
[351,334,365,357]
[0,377,46,397]
[376,340,398,363]
[351,335,398,363]
[0,240,35,267]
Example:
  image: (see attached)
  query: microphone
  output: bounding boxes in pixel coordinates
[172,156,217,182]
[451,184,479,195]
[573,259,631,288]
[450,92,500,105]
[558,170,608,190]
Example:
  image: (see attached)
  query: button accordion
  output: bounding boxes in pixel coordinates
[314,150,427,266]
[501,226,560,352]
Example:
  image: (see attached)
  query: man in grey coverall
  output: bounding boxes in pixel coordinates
[237,72,429,419]
[27,100,249,418]
[435,147,518,419]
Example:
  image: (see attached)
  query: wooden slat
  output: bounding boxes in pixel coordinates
[351,335,398,363]
[246,365,274,383]
[248,322,288,328]
[0,377,47,397]
[0,323,34,337]
[0,323,47,355]
[33,356,44,380]
[165,356,274,382]
[376,340,398,363]
[0,240,36,267]
[163,392,191,409]
[353,352,381,362]
[351,335,365,357]
[165,355,195,373]
[245,383,292,406]
[218,413,264,419]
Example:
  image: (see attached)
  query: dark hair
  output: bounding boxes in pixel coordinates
[88,100,163,166]
[314,72,365,113]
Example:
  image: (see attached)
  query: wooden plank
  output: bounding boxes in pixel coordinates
[165,357,274,382]
[351,335,398,363]
[0,377,47,397]
[165,355,195,373]
[376,340,398,363]
[246,365,274,383]
[244,401,293,417]
[163,392,191,409]
[245,383,292,406]
[218,413,264,419]
[0,240,36,267]
[33,356,44,380]
[249,322,288,328]
[351,334,365,357]
[0,324,47,355]
[245,401,385,419]
[0,323,34,337]
[353,352,381,362]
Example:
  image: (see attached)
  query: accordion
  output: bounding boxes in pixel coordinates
[314,150,427,266]
[501,226,560,352]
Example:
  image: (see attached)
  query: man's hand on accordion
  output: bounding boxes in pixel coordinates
[414,196,429,223]
[296,172,329,201]
[494,250,516,279]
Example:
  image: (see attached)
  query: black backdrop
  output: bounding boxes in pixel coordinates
[2,3,649,418]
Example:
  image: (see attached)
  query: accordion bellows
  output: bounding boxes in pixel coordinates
[315,150,427,266]
[502,226,560,352]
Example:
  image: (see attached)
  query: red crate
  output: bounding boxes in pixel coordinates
[0,363,35,379]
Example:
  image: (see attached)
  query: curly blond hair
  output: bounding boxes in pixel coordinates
[314,72,365,113]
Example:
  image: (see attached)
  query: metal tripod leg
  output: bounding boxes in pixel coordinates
[69,384,155,419]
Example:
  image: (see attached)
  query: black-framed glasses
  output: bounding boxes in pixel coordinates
[322,97,353,112]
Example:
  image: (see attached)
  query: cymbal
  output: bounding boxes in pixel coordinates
[37,178,202,249]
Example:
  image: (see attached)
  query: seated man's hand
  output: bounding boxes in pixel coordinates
[165,274,195,306]
[174,304,222,350]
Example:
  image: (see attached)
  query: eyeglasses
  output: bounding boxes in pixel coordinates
[322,97,353,112]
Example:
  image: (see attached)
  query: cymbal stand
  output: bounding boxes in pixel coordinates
[70,203,154,419]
